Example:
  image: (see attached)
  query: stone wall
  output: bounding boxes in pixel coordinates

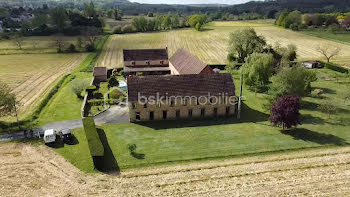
[129,96,237,122]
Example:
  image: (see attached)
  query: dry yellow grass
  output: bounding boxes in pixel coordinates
[97,21,350,69]
[1,142,350,196]
[0,53,88,113]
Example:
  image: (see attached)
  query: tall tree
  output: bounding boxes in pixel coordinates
[270,95,301,130]
[242,53,274,92]
[188,14,206,31]
[228,28,266,63]
[50,6,67,31]
[0,82,16,117]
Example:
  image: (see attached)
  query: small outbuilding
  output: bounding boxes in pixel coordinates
[93,67,108,83]
[302,61,322,69]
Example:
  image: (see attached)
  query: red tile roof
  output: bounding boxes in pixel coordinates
[127,74,235,102]
[169,48,210,75]
[123,49,168,61]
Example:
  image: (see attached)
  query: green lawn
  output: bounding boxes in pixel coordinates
[301,29,350,45]
[55,68,350,172]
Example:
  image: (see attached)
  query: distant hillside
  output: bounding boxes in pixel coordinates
[0,0,349,15]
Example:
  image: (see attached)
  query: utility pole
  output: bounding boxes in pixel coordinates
[237,73,243,120]
[14,103,20,130]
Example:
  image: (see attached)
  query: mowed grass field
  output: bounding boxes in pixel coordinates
[0,53,88,118]
[97,20,350,68]
[57,68,350,170]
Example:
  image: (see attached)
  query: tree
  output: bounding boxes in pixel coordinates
[53,35,66,53]
[107,9,114,18]
[269,65,317,100]
[12,33,24,50]
[0,82,16,117]
[71,79,90,98]
[50,6,67,31]
[147,12,154,17]
[276,12,288,26]
[108,76,119,88]
[316,45,340,63]
[270,95,301,130]
[114,9,123,21]
[228,28,266,63]
[242,53,274,92]
[31,13,48,27]
[319,100,337,119]
[132,16,148,32]
[83,26,100,48]
[83,2,96,18]
[188,14,206,31]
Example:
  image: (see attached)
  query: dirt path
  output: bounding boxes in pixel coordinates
[1,142,350,196]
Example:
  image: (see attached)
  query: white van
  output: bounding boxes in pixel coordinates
[44,129,56,144]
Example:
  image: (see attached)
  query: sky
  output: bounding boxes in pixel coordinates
[129,0,258,5]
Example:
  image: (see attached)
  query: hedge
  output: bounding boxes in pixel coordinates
[320,61,349,74]
[88,99,121,106]
[82,117,104,157]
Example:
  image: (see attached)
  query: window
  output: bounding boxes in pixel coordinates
[183,98,187,106]
[170,100,175,107]
[131,61,135,65]
[226,107,230,116]
[163,111,167,119]
[201,108,205,117]
[176,110,180,119]
[214,108,218,117]
[188,109,193,118]
[160,60,164,65]
[145,60,150,65]
[157,102,161,108]
[197,98,200,105]
[131,103,136,109]
[143,104,147,108]
[149,111,154,120]
[136,112,141,121]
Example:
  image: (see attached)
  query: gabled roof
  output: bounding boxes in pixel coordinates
[93,67,107,76]
[127,74,235,102]
[123,49,168,61]
[169,48,209,75]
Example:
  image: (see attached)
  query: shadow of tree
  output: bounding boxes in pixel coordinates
[281,128,348,145]
[93,128,120,174]
[131,151,145,160]
[137,103,269,130]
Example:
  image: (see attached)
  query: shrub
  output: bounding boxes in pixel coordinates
[322,61,349,74]
[109,89,123,99]
[147,12,154,17]
[85,44,95,52]
[112,26,122,34]
[122,25,134,33]
[289,23,299,31]
[66,44,77,53]
[270,95,301,130]
[71,78,90,98]
[82,117,104,157]
[195,23,202,31]
[108,76,119,88]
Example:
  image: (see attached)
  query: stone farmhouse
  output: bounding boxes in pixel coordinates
[127,74,236,122]
[123,48,171,76]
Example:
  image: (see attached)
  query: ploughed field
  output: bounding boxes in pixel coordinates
[97,20,350,68]
[0,53,88,114]
[1,142,350,196]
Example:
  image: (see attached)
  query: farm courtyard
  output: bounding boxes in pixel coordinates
[97,20,350,68]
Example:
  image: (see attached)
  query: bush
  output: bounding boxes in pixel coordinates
[195,23,202,31]
[122,25,134,33]
[147,12,154,17]
[66,44,77,53]
[109,89,123,99]
[322,61,349,74]
[112,26,122,34]
[108,76,119,88]
[82,117,104,157]
[85,44,95,52]
[289,23,299,31]
[71,78,91,98]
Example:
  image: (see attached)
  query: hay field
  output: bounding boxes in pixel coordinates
[0,36,80,54]
[0,53,88,112]
[97,20,350,68]
[1,142,350,196]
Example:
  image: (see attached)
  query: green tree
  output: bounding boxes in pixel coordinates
[132,16,148,32]
[269,64,317,100]
[243,53,275,92]
[83,2,96,18]
[276,12,288,26]
[171,14,180,29]
[114,9,123,21]
[162,15,172,30]
[147,12,154,17]
[284,10,302,28]
[0,82,16,117]
[71,79,90,98]
[188,14,206,31]
[50,6,67,31]
[107,9,114,18]
[108,76,119,88]
[228,28,266,63]
[319,100,337,119]
[32,13,49,27]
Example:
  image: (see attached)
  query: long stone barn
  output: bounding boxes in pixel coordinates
[127,74,237,122]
